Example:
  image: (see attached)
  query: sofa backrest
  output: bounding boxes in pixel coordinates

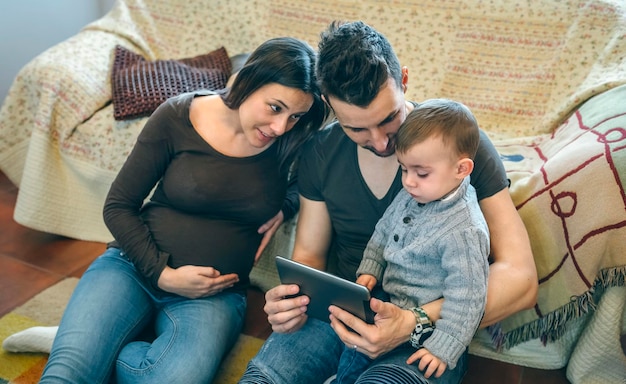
[90,0,626,139]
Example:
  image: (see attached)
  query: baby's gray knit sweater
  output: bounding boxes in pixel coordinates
[357,177,490,368]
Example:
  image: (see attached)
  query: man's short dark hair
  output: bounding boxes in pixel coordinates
[317,21,403,107]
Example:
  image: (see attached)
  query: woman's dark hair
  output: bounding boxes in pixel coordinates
[221,37,328,172]
[317,21,402,107]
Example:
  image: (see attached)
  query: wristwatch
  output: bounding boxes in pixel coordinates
[409,307,435,349]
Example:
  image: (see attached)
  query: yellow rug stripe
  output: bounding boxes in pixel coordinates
[0,313,47,381]
[214,334,265,383]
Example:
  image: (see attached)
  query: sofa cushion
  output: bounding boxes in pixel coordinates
[111,45,232,120]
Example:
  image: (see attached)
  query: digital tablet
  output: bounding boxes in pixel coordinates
[275,256,375,324]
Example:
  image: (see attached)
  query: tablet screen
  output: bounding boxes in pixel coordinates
[275,256,374,323]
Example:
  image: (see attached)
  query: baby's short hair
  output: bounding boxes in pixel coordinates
[396,99,480,159]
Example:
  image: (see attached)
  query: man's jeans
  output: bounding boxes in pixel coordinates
[239,317,467,384]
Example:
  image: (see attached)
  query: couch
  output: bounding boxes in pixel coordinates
[0,0,625,382]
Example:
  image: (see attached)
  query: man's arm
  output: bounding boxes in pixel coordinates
[478,187,538,326]
[291,196,333,268]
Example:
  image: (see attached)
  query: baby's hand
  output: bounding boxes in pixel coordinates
[355,274,377,291]
[407,348,447,378]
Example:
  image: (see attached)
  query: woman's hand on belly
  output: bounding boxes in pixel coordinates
[157,265,239,299]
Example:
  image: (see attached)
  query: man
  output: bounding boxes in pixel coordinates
[239,21,537,384]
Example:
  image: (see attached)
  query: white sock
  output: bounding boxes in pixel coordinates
[2,326,58,353]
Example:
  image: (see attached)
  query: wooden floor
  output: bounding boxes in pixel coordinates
[0,170,571,383]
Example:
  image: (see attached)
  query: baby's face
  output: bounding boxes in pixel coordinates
[397,135,464,204]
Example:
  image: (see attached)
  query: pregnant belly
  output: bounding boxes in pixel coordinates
[145,208,262,278]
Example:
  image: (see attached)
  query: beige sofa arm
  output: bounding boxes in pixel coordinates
[0,29,134,184]
[250,216,298,292]
[21,30,128,136]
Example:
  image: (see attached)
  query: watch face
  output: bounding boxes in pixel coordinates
[410,321,435,348]
[418,328,434,345]
[409,307,435,349]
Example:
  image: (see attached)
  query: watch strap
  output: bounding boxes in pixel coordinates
[409,307,435,349]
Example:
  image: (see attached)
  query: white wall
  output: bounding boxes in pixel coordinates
[0,0,115,105]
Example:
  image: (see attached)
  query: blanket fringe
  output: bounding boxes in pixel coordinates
[489,265,626,350]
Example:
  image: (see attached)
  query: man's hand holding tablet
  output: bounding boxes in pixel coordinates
[275,256,375,324]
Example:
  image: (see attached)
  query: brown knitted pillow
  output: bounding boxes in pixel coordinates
[111,45,232,120]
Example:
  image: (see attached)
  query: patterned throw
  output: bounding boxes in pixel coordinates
[492,84,626,349]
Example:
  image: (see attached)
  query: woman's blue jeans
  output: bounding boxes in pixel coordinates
[239,318,467,384]
[40,248,246,384]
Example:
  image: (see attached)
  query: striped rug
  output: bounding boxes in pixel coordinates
[0,278,263,384]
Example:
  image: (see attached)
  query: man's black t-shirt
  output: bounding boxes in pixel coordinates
[298,117,508,281]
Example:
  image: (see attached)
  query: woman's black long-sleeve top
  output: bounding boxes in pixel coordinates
[103,92,296,290]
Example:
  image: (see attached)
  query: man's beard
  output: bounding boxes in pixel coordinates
[364,136,397,158]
